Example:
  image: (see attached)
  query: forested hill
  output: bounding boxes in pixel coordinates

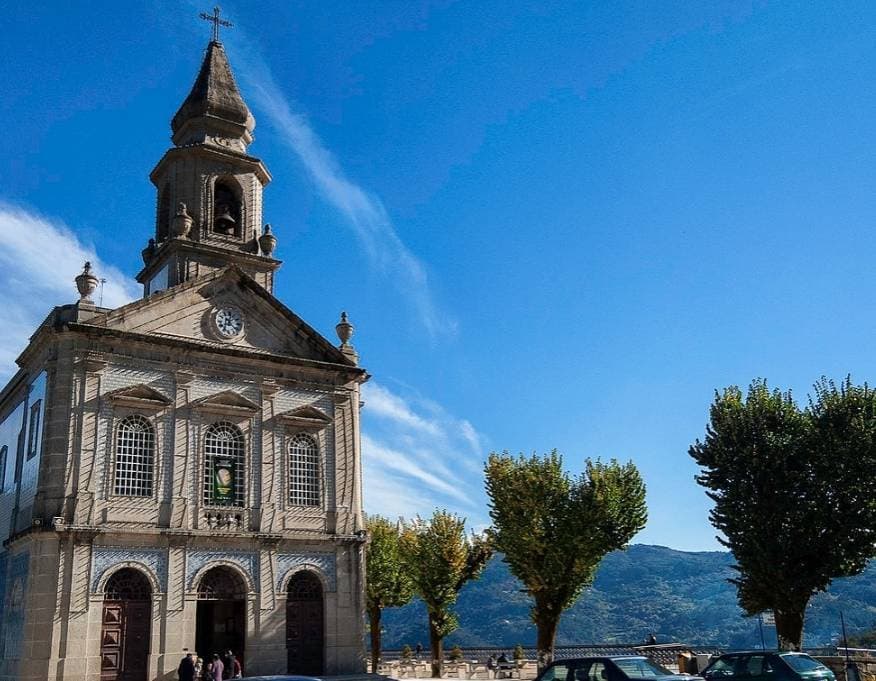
[379,544,876,649]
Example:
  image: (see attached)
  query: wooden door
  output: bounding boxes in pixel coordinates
[101,569,151,681]
[286,572,324,675]
[101,601,150,681]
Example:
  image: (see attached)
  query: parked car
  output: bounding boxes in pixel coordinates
[239,676,322,681]
[536,656,703,681]
[702,652,836,681]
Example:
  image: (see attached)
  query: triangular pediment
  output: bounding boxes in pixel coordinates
[105,384,172,410]
[88,267,356,368]
[276,405,332,429]
[193,390,260,415]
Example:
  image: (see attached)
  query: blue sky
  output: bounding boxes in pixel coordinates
[3,1,876,551]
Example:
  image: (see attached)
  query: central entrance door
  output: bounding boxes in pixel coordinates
[100,568,152,681]
[195,567,247,669]
[286,571,324,675]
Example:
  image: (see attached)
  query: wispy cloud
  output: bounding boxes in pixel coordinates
[0,202,139,376]
[361,381,489,523]
[229,41,455,339]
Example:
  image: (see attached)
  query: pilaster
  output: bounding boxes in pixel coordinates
[72,355,106,525]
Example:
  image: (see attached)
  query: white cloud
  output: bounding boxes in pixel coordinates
[360,381,489,523]
[230,42,455,339]
[0,202,139,378]
[365,383,443,437]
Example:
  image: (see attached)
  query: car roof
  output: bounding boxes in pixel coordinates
[554,656,650,662]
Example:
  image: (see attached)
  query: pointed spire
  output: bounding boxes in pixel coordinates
[171,41,255,148]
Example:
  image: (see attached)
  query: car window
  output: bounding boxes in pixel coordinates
[707,657,737,677]
[745,656,766,676]
[782,655,829,673]
[588,663,609,681]
[571,666,590,681]
[542,664,571,681]
[614,658,672,678]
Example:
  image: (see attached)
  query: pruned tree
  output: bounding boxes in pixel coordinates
[400,509,492,678]
[485,451,647,666]
[689,378,876,651]
[366,515,414,673]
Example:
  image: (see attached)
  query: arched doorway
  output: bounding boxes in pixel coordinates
[195,567,247,668]
[100,568,152,681]
[286,571,324,675]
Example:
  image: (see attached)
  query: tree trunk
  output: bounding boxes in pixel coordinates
[775,606,806,651]
[429,615,444,678]
[536,615,560,670]
[369,605,382,673]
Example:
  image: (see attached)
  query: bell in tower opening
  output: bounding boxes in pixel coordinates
[213,181,241,236]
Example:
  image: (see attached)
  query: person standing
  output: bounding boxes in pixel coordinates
[178,652,195,681]
[210,654,224,681]
[224,650,242,679]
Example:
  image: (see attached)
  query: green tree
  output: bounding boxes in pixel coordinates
[689,379,876,651]
[366,515,414,673]
[401,509,492,678]
[485,451,647,665]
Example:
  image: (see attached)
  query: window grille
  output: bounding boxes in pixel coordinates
[113,415,155,497]
[203,422,245,507]
[287,571,322,601]
[197,566,246,600]
[288,433,320,507]
[105,568,152,601]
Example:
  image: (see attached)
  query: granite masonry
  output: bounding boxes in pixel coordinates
[0,36,368,681]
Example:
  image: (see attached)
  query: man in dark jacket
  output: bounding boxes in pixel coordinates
[178,652,195,681]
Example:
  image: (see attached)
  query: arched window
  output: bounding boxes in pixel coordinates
[204,422,245,507]
[114,415,155,497]
[288,433,320,507]
[212,181,242,236]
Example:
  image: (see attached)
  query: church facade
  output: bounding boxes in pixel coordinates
[0,37,368,681]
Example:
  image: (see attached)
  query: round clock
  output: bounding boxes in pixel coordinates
[213,305,244,339]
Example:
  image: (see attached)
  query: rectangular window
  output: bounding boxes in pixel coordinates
[0,445,7,492]
[26,399,42,460]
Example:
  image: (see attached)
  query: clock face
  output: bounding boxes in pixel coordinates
[214,306,244,338]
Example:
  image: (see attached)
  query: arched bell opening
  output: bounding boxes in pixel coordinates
[157,184,171,242]
[100,568,152,681]
[195,566,247,670]
[212,180,243,237]
[285,570,324,675]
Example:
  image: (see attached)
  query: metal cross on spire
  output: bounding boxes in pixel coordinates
[200,6,232,43]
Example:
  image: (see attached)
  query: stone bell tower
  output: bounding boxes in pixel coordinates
[137,39,280,296]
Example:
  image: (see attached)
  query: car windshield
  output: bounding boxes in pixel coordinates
[614,658,672,678]
[782,655,829,673]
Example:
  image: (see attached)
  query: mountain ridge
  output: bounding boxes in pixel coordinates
[379,544,876,649]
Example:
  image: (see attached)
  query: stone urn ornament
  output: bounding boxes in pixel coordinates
[171,202,193,238]
[75,262,99,303]
[258,224,277,256]
[335,311,354,348]
[141,238,156,264]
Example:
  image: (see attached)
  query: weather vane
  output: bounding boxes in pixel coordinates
[200,6,232,43]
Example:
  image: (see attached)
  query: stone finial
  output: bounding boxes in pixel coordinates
[335,311,354,348]
[141,238,156,265]
[258,224,277,256]
[75,262,99,304]
[171,202,193,239]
